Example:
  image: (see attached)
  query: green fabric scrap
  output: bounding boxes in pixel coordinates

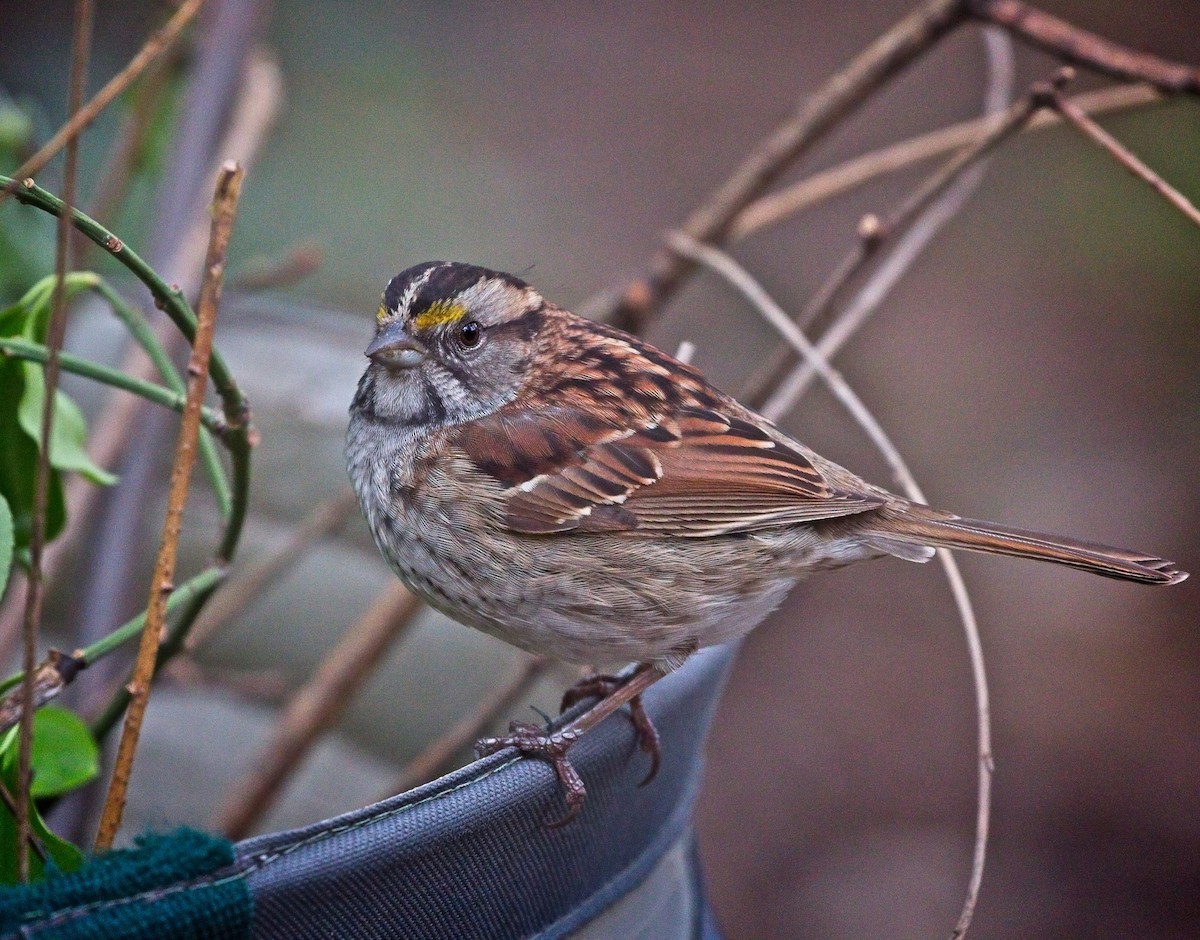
[0,827,252,939]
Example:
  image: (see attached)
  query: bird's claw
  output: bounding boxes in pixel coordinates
[476,721,587,827]
[561,673,661,787]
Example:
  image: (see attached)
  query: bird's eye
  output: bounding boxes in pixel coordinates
[458,320,482,348]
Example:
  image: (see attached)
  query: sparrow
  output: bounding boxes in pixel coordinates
[346,260,1185,823]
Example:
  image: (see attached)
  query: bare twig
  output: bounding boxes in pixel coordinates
[231,240,324,292]
[94,162,243,853]
[670,234,993,940]
[213,583,422,840]
[730,83,1161,241]
[1048,86,1200,229]
[384,656,552,799]
[969,0,1200,93]
[743,69,1063,412]
[0,0,205,207]
[16,0,93,882]
[185,488,359,652]
[0,650,87,735]
[78,47,183,264]
[603,0,968,332]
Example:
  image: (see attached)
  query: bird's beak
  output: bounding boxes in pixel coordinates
[366,321,428,368]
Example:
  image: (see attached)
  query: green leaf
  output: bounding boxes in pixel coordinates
[0,748,85,882]
[0,709,94,881]
[0,707,99,799]
[0,494,11,602]
[26,707,99,799]
[0,359,65,548]
[18,363,118,486]
[29,802,84,873]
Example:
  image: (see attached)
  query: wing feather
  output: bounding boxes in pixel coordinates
[454,405,882,536]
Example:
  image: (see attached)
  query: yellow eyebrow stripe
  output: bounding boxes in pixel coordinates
[413,300,468,331]
[376,305,388,323]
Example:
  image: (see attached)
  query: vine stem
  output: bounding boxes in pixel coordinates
[0,172,253,565]
[93,162,243,852]
[0,339,230,442]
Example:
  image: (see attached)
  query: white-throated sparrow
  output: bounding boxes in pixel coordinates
[346,261,1186,822]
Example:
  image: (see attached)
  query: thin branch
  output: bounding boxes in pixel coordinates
[184,488,359,653]
[730,83,1162,241]
[1048,86,1200,229]
[90,279,232,516]
[0,651,87,735]
[969,0,1200,93]
[384,656,553,799]
[213,583,423,840]
[94,162,243,853]
[602,0,968,332]
[743,69,1063,412]
[669,233,993,940]
[0,49,281,667]
[0,177,248,428]
[231,240,324,292]
[16,0,92,882]
[0,0,205,207]
[78,45,183,264]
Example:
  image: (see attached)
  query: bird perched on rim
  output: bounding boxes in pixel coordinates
[346,261,1186,823]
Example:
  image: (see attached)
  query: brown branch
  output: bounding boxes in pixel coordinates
[0,0,205,207]
[93,161,243,853]
[1048,87,1200,229]
[384,656,553,799]
[213,583,423,840]
[0,650,87,735]
[184,488,358,653]
[969,0,1200,93]
[16,0,93,882]
[602,0,968,332]
[730,83,1162,241]
[740,69,1065,411]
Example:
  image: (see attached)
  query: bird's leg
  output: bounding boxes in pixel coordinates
[475,661,667,827]
[562,670,661,786]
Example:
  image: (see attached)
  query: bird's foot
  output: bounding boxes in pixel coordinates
[561,672,661,787]
[476,721,587,828]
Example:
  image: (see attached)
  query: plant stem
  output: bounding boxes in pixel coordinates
[0,339,228,440]
[0,172,254,570]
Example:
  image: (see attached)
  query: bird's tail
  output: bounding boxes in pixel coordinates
[865,505,1187,585]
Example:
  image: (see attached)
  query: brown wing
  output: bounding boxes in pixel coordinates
[454,405,883,537]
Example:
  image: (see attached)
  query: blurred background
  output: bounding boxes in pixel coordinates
[1,1,1198,936]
